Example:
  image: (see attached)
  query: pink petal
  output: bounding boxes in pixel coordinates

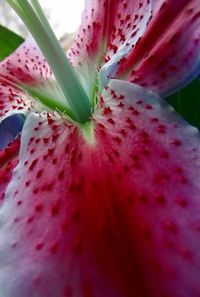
[1,81,200,297]
[69,0,152,97]
[70,0,200,95]
[0,40,51,122]
[0,138,20,204]
[68,0,152,67]
[126,0,200,96]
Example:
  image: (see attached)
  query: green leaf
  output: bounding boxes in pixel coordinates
[0,25,24,61]
[166,78,200,130]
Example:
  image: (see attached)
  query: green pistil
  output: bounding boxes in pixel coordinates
[91,75,99,110]
[7,0,92,124]
[80,121,96,146]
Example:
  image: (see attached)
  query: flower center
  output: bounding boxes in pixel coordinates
[7,0,92,124]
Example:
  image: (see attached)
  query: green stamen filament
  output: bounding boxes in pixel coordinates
[7,0,92,124]
[21,85,77,121]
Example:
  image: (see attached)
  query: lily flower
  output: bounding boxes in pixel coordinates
[0,0,200,296]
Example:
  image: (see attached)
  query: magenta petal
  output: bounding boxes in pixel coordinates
[0,39,51,85]
[120,0,200,95]
[69,0,153,67]
[1,81,200,297]
[68,0,107,66]
[69,0,153,95]
[0,40,51,122]
[0,138,20,204]
[71,0,200,96]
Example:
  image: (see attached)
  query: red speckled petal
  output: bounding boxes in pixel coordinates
[1,81,200,297]
[68,0,153,98]
[0,138,20,204]
[0,39,52,122]
[119,0,200,96]
[0,39,51,84]
[69,0,153,66]
[68,0,106,66]
[70,0,199,96]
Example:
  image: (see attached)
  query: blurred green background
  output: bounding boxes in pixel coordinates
[167,78,200,130]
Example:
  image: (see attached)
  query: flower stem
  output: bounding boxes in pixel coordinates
[7,0,92,123]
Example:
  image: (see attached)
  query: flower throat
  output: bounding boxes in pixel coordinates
[7,0,92,124]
